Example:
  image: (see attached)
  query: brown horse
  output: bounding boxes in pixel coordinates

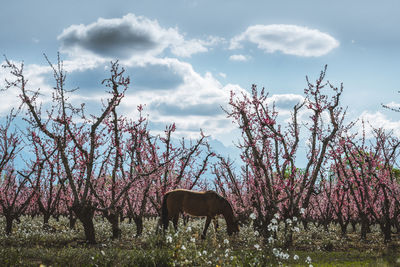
[161,189,239,239]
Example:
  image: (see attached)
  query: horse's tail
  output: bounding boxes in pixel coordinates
[161,193,169,230]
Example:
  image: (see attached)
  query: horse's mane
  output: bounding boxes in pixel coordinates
[214,192,235,215]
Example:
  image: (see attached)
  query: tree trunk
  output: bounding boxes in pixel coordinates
[284,227,293,248]
[134,216,143,237]
[394,218,400,233]
[302,220,309,231]
[255,216,272,241]
[69,209,77,229]
[338,220,348,237]
[43,213,50,227]
[105,212,121,240]
[72,203,96,244]
[351,221,357,232]
[360,217,369,241]
[323,221,330,232]
[380,221,391,243]
[81,216,96,244]
[5,215,14,235]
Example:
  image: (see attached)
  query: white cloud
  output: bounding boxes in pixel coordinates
[267,94,304,107]
[1,54,246,139]
[170,36,224,57]
[356,111,400,138]
[229,54,249,61]
[0,61,53,115]
[230,24,339,57]
[117,56,245,137]
[58,13,221,59]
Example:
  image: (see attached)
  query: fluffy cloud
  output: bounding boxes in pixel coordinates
[0,62,53,115]
[15,53,243,139]
[1,55,244,139]
[58,14,221,59]
[229,54,249,62]
[356,111,400,138]
[170,36,224,58]
[230,24,339,57]
[267,93,304,110]
[116,56,244,137]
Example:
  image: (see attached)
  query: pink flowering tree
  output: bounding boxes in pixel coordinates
[224,66,346,246]
[213,154,252,224]
[2,55,133,243]
[121,121,175,236]
[92,106,171,238]
[0,110,35,234]
[147,126,214,227]
[330,125,400,242]
[318,170,354,236]
[25,128,65,228]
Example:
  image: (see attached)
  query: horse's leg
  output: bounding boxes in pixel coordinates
[213,217,219,231]
[156,218,163,234]
[201,216,212,239]
[172,214,179,231]
[183,214,189,225]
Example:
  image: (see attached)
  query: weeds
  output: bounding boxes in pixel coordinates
[0,215,399,266]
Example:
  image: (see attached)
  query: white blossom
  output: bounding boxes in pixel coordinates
[250,213,257,220]
[166,235,172,243]
[268,236,275,244]
[267,223,278,232]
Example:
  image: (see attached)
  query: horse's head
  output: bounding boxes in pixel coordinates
[219,197,240,236]
[227,217,240,236]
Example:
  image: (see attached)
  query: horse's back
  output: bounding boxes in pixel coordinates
[166,189,222,217]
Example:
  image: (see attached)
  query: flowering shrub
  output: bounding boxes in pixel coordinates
[0,212,399,265]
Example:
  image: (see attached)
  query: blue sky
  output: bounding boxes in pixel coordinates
[1,0,400,160]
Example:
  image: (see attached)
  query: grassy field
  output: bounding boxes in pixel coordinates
[0,216,399,266]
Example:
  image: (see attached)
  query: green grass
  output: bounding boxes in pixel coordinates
[0,216,399,266]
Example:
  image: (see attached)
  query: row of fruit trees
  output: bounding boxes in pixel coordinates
[1,56,400,245]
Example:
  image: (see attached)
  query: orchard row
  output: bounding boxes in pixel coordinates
[1,58,399,245]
